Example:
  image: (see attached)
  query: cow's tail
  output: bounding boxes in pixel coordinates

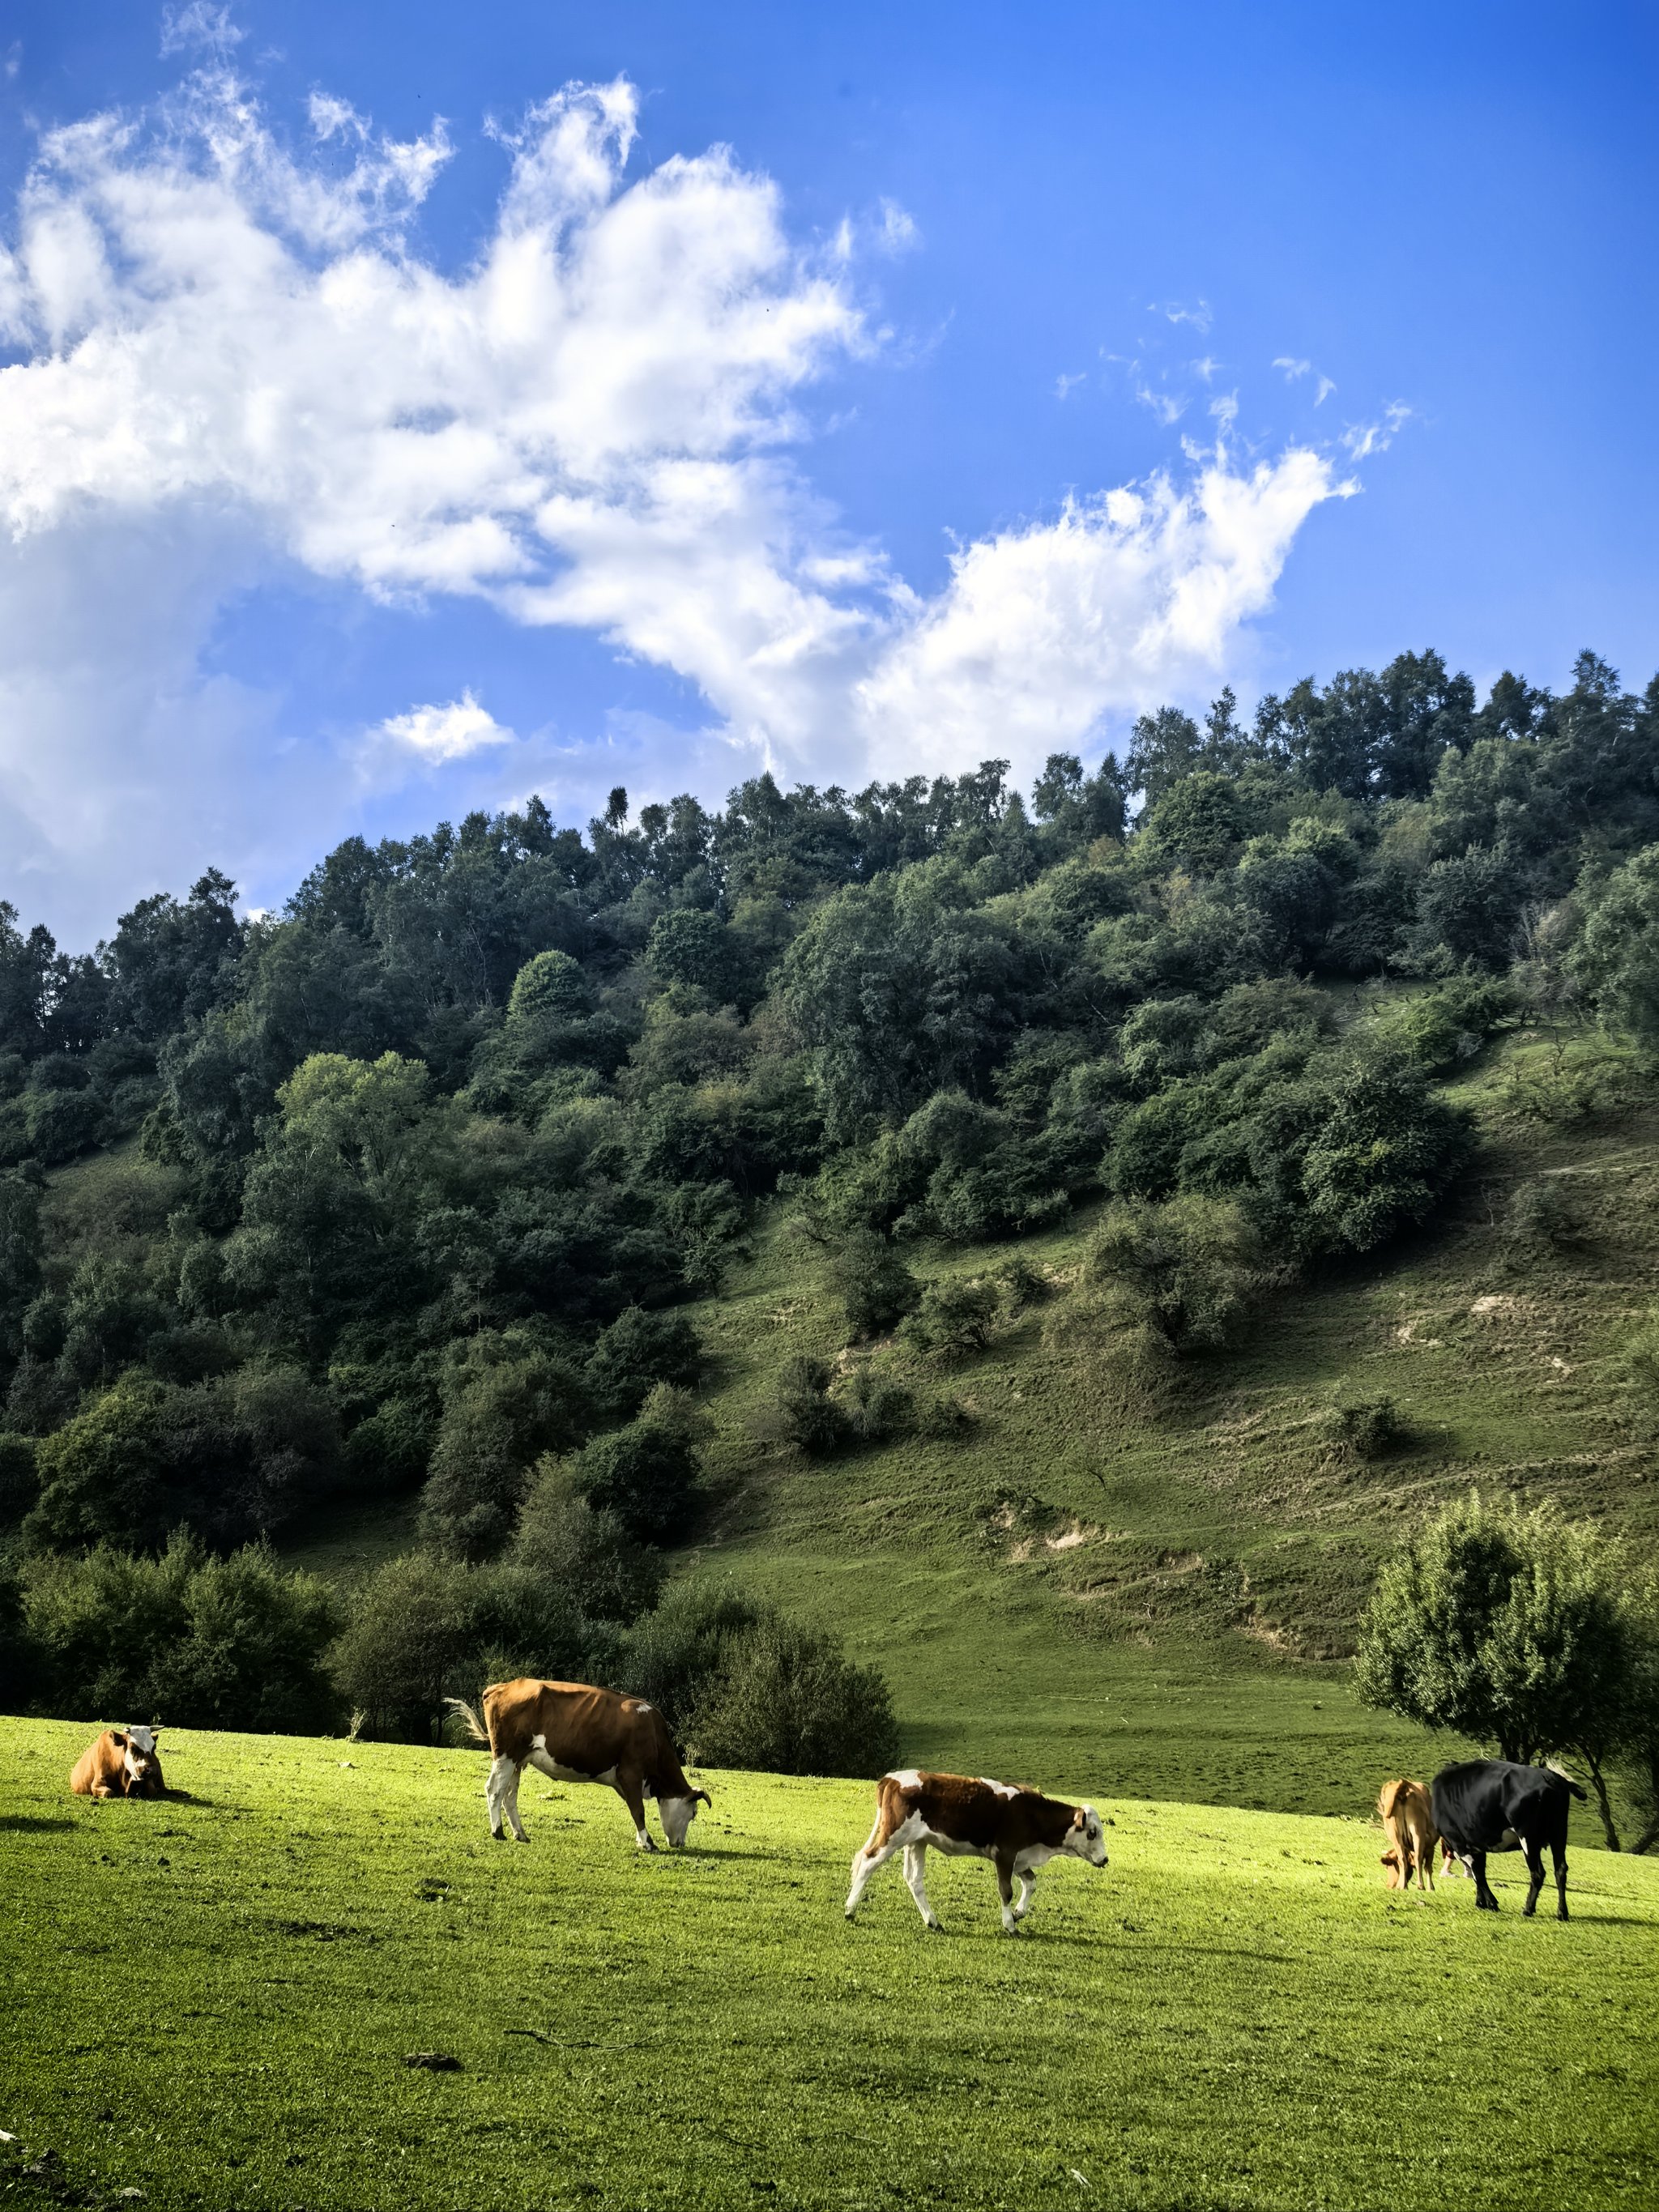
[1546,1760,1589,1801]
[444,1696,491,1750]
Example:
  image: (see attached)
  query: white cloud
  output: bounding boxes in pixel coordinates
[0,62,1352,933]
[876,198,918,253]
[1157,299,1212,332]
[160,4,244,58]
[1342,402,1413,460]
[1316,375,1336,406]
[1136,386,1187,426]
[1273,355,1311,380]
[1055,371,1087,400]
[377,692,512,763]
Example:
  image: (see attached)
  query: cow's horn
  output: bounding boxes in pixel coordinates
[693,1788,713,1809]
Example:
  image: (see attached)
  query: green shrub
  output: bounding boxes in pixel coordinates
[830,1229,921,1340]
[1320,1394,1410,1462]
[775,1356,850,1457]
[899,1276,1000,1360]
[1500,1036,1643,1124]
[1500,1177,1586,1261]
[0,1431,38,1524]
[567,1385,706,1543]
[1087,1194,1259,1353]
[21,1532,340,1734]
[510,1479,665,1623]
[842,1365,912,1447]
[684,1615,901,1777]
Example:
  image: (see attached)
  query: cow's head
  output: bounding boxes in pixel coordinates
[659,1787,712,1849]
[1066,1804,1109,1869]
[117,1725,160,1792]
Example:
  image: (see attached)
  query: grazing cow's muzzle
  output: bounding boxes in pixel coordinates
[659,1788,711,1849]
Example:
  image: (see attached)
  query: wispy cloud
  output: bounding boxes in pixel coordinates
[1342,402,1413,459]
[1136,386,1187,426]
[160,2,245,57]
[1273,356,1311,380]
[1055,371,1087,400]
[1155,298,1212,332]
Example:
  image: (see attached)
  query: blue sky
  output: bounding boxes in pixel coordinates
[1,1,1654,939]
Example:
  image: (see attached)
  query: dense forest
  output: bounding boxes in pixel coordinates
[5,644,1659,1750]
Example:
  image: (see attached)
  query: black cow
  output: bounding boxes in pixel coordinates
[1431,1760,1586,1920]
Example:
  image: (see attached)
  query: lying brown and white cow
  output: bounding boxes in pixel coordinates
[1377,1776,1441,1893]
[845,1769,1107,1934]
[69,1726,166,1800]
[448,1680,710,1851]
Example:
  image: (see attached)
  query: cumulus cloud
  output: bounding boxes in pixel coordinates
[0,61,1351,934]
[377,693,512,764]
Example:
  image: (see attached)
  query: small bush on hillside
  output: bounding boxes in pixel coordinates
[899,1276,1000,1360]
[621,1579,774,1741]
[1499,1177,1587,1263]
[1624,1310,1659,1404]
[830,1229,921,1340]
[567,1386,707,1542]
[842,1365,911,1447]
[1320,1394,1410,1463]
[1500,1036,1643,1124]
[582,1306,704,1422]
[995,1256,1051,1314]
[1087,1194,1260,1353]
[689,1616,900,1778]
[510,1479,666,1623]
[911,1391,977,1440]
[775,1356,850,1458]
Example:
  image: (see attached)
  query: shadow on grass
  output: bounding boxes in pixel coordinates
[0,1813,73,1834]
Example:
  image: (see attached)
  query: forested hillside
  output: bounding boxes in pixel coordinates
[5,645,1659,1768]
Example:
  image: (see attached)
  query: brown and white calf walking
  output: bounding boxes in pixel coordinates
[69,1726,167,1800]
[846,1769,1107,1934]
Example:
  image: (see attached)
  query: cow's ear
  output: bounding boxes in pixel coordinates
[109,1731,126,1747]
[1070,1807,1086,1830]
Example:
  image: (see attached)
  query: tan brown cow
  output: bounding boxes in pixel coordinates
[69,1726,166,1800]
[448,1680,710,1851]
[1378,1775,1440,1892]
[845,1769,1107,1934]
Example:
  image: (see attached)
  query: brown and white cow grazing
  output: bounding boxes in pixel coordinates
[69,1726,166,1800]
[1377,1776,1440,1893]
[845,1770,1107,1934]
[448,1680,710,1851]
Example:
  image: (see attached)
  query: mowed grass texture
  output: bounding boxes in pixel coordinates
[3,1720,1657,2212]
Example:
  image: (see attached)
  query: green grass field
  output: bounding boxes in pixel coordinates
[3,1716,1658,2212]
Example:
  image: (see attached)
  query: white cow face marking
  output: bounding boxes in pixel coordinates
[121,1725,160,1785]
[659,1793,706,1849]
[1068,1805,1108,1869]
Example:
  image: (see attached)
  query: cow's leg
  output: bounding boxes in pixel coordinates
[1013,1865,1038,1922]
[1552,1839,1570,1921]
[845,1809,902,1918]
[489,1756,529,1843]
[994,1852,1021,1935]
[615,1774,657,1852]
[1470,1851,1498,1911]
[902,1842,942,1932]
[1520,1839,1546,1917]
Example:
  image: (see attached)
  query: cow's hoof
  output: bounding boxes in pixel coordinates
[1557,1907,1570,1922]
[489,1827,504,1843]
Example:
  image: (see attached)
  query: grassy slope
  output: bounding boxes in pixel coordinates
[2,1717,1657,2212]
[672,1037,1659,1815]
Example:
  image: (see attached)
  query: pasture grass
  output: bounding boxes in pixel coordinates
[4,1715,1658,2212]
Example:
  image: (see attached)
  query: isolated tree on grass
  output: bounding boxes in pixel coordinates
[1086,1194,1260,1354]
[1354,1493,1636,1844]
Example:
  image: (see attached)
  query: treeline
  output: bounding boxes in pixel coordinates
[1,642,1658,1737]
